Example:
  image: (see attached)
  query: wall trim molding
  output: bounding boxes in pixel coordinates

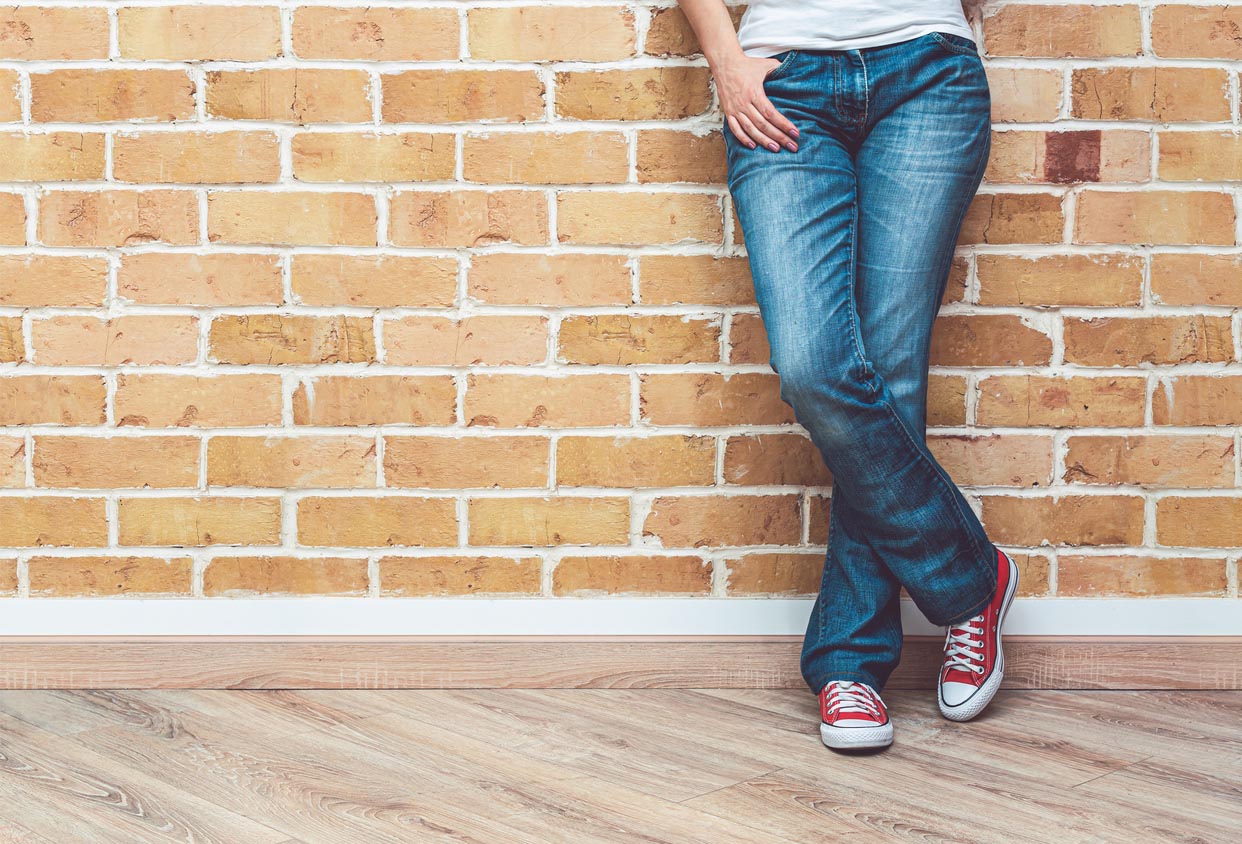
[0,597,1237,637]
[0,636,1237,690]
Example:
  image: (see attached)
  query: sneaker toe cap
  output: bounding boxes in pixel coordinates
[940,680,979,707]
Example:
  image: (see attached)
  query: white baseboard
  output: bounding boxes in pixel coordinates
[0,597,1236,637]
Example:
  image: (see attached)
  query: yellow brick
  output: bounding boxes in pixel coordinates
[1159,132,1242,181]
[976,254,1143,307]
[0,132,105,181]
[293,7,459,61]
[1063,435,1234,489]
[0,375,106,426]
[723,553,822,596]
[558,314,720,365]
[383,315,548,366]
[977,376,1147,428]
[0,497,108,547]
[118,5,282,60]
[643,495,802,548]
[208,192,377,246]
[1059,555,1227,597]
[298,496,458,547]
[640,373,794,426]
[985,68,1063,123]
[0,317,22,363]
[0,255,108,307]
[639,255,755,306]
[29,556,193,596]
[959,193,1065,245]
[469,253,631,306]
[1155,497,1242,548]
[637,129,728,185]
[292,132,455,182]
[929,434,1055,487]
[31,70,195,122]
[207,436,378,489]
[722,434,831,486]
[118,253,283,306]
[469,7,635,61]
[292,255,457,308]
[1064,316,1233,366]
[557,191,722,245]
[0,435,22,487]
[114,374,283,428]
[556,68,712,120]
[465,374,630,428]
[552,555,710,595]
[983,4,1142,57]
[204,556,368,596]
[0,7,110,59]
[1072,68,1230,122]
[1076,190,1235,246]
[1152,5,1242,59]
[114,132,281,184]
[380,556,541,596]
[383,436,550,489]
[1151,254,1242,307]
[468,496,630,546]
[383,70,544,123]
[207,69,371,123]
[118,496,282,546]
[208,314,376,365]
[390,190,549,247]
[292,375,457,426]
[32,315,199,366]
[463,132,629,185]
[558,435,715,488]
[39,190,199,247]
[930,315,1053,367]
[33,436,200,489]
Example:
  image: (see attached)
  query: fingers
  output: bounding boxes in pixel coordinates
[745,98,798,152]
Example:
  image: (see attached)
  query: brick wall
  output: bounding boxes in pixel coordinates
[0,3,1237,606]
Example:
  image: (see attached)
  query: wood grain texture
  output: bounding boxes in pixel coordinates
[0,636,1238,689]
[0,688,1235,843]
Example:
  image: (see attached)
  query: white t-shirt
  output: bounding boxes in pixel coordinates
[736,0,975,57]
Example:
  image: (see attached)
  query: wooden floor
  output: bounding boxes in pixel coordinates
[0,689,1235,844]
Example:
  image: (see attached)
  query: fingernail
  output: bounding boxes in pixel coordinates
[767,142,780,152]
[790,128,800,138]
[786,141,797,151]
[746,141,756,149]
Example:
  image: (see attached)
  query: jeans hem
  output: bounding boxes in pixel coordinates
[938,556,998,627]
[804,668,884,696]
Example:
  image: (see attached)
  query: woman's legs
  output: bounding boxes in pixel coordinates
[724,34,995,695]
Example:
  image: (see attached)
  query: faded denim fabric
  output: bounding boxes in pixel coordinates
[723,30,997,694]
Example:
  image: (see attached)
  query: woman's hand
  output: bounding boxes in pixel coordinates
[715,54,800,153]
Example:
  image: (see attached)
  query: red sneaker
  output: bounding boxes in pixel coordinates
[938,548,1019,722]
[819,680,893,749]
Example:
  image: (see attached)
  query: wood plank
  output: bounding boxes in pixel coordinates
[0,638,1238,689]
[319,710,803,844]
[0,709,289,844]
[64,694,800,844]
[340,688,780,801]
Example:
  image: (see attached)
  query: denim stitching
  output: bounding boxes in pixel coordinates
[857,50,870,128]
[931,31,980,57]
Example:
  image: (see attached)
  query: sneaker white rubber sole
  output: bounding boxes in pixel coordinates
[938,554,1020,723]
[820,721,894,750]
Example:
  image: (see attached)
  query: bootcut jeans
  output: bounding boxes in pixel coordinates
[723,30,998,694]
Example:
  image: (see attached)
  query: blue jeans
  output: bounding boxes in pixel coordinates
[723,31,998,694]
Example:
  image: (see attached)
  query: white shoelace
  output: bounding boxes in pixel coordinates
[943,614,986,675]
[824,681,883,718]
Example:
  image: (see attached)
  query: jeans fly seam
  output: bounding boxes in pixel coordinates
[857,50,870,128]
